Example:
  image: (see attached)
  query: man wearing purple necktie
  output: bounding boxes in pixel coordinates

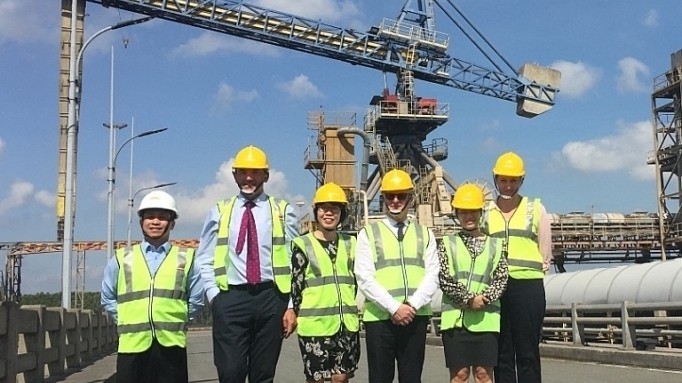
[196,145,299,383]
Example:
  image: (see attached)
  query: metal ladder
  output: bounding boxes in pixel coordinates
[376,137,399,173]
[416,164,431,205]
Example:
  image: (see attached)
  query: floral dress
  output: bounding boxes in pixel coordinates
[291,237,361,381]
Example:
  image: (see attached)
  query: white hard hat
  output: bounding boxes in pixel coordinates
[137,190,178,218]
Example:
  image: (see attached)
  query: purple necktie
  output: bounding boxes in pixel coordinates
[235,200,261,284]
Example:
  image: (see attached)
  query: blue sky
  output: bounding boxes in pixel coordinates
[1,0,681,292]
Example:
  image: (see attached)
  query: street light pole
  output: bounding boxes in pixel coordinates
[61,13,153,309]
[105,121,128,260]
[127,118,135,248]
[127,182,177,248]
[106,127,168,259]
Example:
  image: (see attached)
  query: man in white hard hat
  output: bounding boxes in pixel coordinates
[101,190,204,383]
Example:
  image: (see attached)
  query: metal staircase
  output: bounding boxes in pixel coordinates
[375,137,400,173]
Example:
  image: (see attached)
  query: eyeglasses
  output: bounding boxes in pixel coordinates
[317,204,341,213]
[384,193,409,201]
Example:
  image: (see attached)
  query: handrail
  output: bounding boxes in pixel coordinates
[425,301,682,352]
[542,301,682,350]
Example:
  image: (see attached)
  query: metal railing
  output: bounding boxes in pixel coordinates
[425,301,682,352]
[542,301,682,350]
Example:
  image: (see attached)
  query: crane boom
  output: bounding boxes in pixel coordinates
[55,0,560,244]
[94,0,558,115]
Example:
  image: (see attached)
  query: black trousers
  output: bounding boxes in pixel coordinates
[364,316,429,383]
[116,339,188,383]
[212,283,289,383]
[494,277,546,383]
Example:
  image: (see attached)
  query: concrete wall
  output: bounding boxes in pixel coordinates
[0,302,117,383]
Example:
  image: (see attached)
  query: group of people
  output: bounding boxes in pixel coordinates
[100,145,551,383]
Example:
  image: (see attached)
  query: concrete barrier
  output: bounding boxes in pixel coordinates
[0,302,117,383]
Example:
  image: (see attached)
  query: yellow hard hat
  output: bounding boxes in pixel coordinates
[493,151,525,177]
[381,169,414,192]
[451,184,484,210]
[233,145,269,170]
[313,183,348,205]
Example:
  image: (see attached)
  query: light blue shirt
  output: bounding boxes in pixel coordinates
[195,193,299,302]
[100,241,204,323]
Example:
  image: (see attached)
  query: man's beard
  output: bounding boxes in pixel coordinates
[385,206,409,222]
[240,184,263,197]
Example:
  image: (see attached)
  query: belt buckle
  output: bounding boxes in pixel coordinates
[246,284,258,294]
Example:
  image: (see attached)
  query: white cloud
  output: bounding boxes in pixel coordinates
[480,136,502,152]
[0,137,5,155]
[550,60,600,98]
[277,75,323,99]
[174,159,295,225]
[560,120,653,180]
[34,190,55,207]
[213,83,259,110]
[254,0,361,23]
[642,9,658,28]
[0,0,56,44]
[172,32,280,57]
[0,181,34,214]
[616,57,650,93]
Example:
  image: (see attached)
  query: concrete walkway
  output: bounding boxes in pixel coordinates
[52,330,682,383]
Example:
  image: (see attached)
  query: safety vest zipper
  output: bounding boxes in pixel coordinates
[458,251,478,326]
[332,259,344,326]
[148,276,156,339]
[399,238,409,301]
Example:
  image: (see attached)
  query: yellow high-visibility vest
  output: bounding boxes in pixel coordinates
[116,246,193,353]
[439,235,503,332]
[294,233,359,336]
[362,221,432,322]
[213,196,291,292]
[484,197,544,279]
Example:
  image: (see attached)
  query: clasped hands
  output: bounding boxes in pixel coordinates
[391,303,416,326]
[467,294,489,310]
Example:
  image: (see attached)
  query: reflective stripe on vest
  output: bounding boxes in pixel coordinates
[362,221,432,322]
[213,196,291,292]
[116,246,193,353]
[484,197,544,279]
[439,236,502,332]
[294,233,359,336]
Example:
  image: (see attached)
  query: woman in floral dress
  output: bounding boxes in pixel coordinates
[291,183,360,382]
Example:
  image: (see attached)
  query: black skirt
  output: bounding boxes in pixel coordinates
[442,328,499,369]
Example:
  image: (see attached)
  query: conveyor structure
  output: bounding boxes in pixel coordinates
[649,49,682,260]
[0,211,664,305]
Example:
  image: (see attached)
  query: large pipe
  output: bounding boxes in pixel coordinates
[545,259,682,305]
[412,144,459,189]
[338,127,372,192]
[366,167,382,202]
